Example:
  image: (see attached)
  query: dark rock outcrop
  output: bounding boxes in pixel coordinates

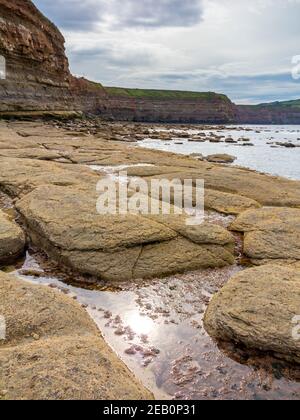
[0,0,73,112]
[0,0,108,116]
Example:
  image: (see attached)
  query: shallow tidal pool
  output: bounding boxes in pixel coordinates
[5,248,298,401]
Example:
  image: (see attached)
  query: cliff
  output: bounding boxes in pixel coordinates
[0,0,108,116]
[237,101,300,125]
[0,0,73,112]
[0,0,237,123]
[104,88,237,123]
[1,0,300,124]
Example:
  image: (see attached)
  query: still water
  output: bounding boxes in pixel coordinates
[138,125,300,180]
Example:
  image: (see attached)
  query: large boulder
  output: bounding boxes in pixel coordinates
[204,265,300,364]
[0,210,25,264]
[230,207,300,263]
[0,271,153,400]
[16,185,235,281]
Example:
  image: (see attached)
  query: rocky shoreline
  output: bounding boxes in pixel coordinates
[0,118,299,399]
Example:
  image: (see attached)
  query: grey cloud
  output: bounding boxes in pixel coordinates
[33,0,204,30]
[33,0,104,30]
[70,45,155,68]
[112,0,204,28]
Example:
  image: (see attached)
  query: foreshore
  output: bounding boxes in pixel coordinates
[0,118,299,400]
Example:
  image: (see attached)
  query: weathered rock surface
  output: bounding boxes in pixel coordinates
[15,185,234,281]
[145,166,300,208]
[205,189,260,215]
[0,0,108,116]
[204,265,300,364]
[1,121,300,212]
[0,210,25,263]
[0,271,153,400]
[205,154,237,164]
[1,121,300,280]
[231,207,300,262]
[0,157,100,197]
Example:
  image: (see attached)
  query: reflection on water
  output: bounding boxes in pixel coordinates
[8,249,300,401]
[138,125,300,180]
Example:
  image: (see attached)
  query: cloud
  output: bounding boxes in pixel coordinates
[33,0,204,30]
[111,0,204,28]
[33,0,300,103]
[70,45,154,68]
[33,0,104,30]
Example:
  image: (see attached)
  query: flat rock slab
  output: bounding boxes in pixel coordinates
[205,189,260,215]
[204,265,300,364]
[0,271,153,400]
[0,210,25,264]
[231,207,300,262]
[16,185,235,281]
[0,157,101,198]
[144,166,300,208]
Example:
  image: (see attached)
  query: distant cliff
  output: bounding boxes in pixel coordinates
[104,87,237,123]
[0,0,300,124]
[237,101,300,124]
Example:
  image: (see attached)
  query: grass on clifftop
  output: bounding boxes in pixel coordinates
[256,99,300,109]
[105,87,229,101]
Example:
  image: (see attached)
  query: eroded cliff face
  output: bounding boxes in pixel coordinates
[106,93,238,124]
[0,0,108,115]
[0,0,72,111]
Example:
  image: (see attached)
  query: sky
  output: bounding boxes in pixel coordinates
[33,0,300,104]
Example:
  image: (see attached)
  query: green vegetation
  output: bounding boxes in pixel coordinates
[105,86,229,101]
[256,99,300,109]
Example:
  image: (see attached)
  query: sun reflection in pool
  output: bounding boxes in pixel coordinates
[123,310,155,335]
